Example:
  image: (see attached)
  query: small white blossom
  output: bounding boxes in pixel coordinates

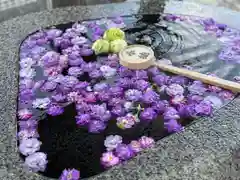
[124,101,133,112]
[32,97,51,109]
[19,138,42,156]
[24,152,48,172]
[104,135,123,151]
[100,65,116,78]
[20,58,36,69]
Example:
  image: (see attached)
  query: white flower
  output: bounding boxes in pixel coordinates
[24,152,48,172]
[100,65,116,78]
[19,138,42,156]
[20,58,36,69]
[18,130,39,141]
[19,68,36,79]
[32,97,51,109]
[104,135,123,151]
[124,101,133,112]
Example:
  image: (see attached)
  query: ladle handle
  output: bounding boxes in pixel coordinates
[155,62,240,93]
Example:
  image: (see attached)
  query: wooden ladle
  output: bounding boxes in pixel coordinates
[119,45,240,92]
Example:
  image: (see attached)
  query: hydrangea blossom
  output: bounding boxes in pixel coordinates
[104,135,123,151]
[19,138,42,156]
[76,114,91,126]
[125,89,143,102]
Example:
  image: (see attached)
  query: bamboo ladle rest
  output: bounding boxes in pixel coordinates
[119,45,240,93]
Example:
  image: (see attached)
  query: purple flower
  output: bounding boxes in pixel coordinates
[134,79,150,91]
[129,140,142,154]
[177,104,196,118]
[72,23,87,34]
[108,98,124,107]
[123,101,134,112]
[89,69,102,79]
[68,67,84,77]
[61,76,79,88]
[152,101,166,114]
[194,101,213,116]
[140,108,157,121]
[170,95,185,105]
[88,120,106,133]
[135,70,148,80]
[148,67,160,76]
[187,94,203,104]
[48,74,64,83]
[19,68,36,79]
[51,94,66,102]
[163,107,180,120]
[19,88,34,101]
[104,135,123,151]
[218,90,234,100]
[19,138,42,156]
[115,144,134,160]
[46,29,62,39]
[69,57,84,66]
[100,65,117,78]
[111,105,125,116]
[93,82,109,92]
[204,95,223,108]
[208,85,222,93]
[76,102,91,113]
[169,76,189,86]
[116,113,137,129]
[166,84,184,97]
[108,54,119,61]
[164,119,184,133]
[18,109,33,120]
[19,79,34,89]
[20,57,36,69]
[97,91,111,102]
[125,89,143,102]
[142,89,160,104]
[138,136,155,149]
[100,151,120,168]
[74,81,90,91]
[153,74,169,86]
[116,78,133,89]
[47,104,64,116]
[76,114,91,126]
[24,152,47,172]
[82,62,100,73]
[32,98,51,109]
[118,66,134,77]
[109,86,124,97]
[60,169,80,180]
[71,36,88,45]
[18,119,38,130]
[80,48,93,56]
[188,81,207,95]
[41,51,60,67]
[18,129,39,141]
[41,81,57,92]
[59,55,69,68]
[84,92,97,103]
[67,92,82,103]
[90,104,111,121]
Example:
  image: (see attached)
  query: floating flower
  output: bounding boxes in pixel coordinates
[170,95,185,105]
[51,93,66,102]
[73,23,87,34]
[93,82,109,92]
[152,74,169,86]
[110,39,127,53]
[100,65,117,78]
[109,86,124,97]
[84,92,97,103]
[92,39,110,54]
[115,144,134,160]
[187,94,203,104]
[89,69,103,79]
[148,67,160,76]
[123,101,134,112]
[68,57,84,66]
[47,104,64,116]
[129,140,142,154]
[76,102,91,113]
[18,109,33,120]
[24,152,48,172]
[60,169,80,180]
[41,81,57,92]
[19,138,42,156]
[90,104,111,121]
[20,58,36,69]
[32,97,51,109]
[125,89,143,102]
[67,92,82,102]
[164,119,184,133]
[134,79,150,91]
[103,28,125,41]
[188,81,207,95]
[140,108,157,121]
[152,101,166,114]
[116,113,137,129]
[60,76,79,88]
[18,129,39,141]
[100,151,120,168]
[104,135,123,151]
[138,136,155,149]
[218,90,234,100]
[41,51,60,67]
[18,119,38,130]
[76,114,91,126]
[194,101,213,116]
[19,68,36,79]
[111,105,125,116]
[116,77,133,89]
[88,120,106,133]
[169,76,189,86]
[166,84,184,97]
[68,67,84,77]
[46,28,62,39]
[163,107,180,120]
[71,36,88,45]
[142,89,160,104]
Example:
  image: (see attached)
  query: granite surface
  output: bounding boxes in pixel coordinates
[0,1,240,180]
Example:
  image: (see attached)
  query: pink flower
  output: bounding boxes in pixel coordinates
[170,95,186,105]
[100,151,120,168]
[166,84,184,97]
[218,90,234,100]
[18,109,33,120]
[138,136,155,149]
